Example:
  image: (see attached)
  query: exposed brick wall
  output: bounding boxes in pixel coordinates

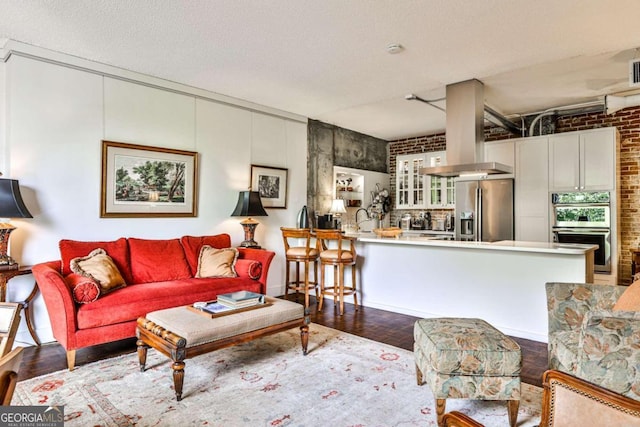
[388,106,640,284]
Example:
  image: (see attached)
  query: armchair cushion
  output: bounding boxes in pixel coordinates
[547,282,640,401]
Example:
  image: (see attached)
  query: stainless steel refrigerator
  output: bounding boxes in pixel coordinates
[454,176,514,242]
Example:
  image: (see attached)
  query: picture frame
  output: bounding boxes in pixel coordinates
[101,140,198,217]
[250,164,288,209]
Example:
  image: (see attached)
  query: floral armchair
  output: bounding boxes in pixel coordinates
[546,282,640,401]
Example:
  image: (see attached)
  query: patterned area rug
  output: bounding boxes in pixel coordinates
[15,324,542,426]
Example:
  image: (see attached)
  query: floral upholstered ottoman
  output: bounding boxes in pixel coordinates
[413,317,522,427]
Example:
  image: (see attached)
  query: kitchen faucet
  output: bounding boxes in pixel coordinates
[355,208,370,231]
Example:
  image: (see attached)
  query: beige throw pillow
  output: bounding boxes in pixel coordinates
[196,246,238,278]
[613,279,640,311]
[70,248,127,294]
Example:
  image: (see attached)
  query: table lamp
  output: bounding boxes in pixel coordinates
[329,199,347,230]
[0,179,33,266]
[230,191,268,248]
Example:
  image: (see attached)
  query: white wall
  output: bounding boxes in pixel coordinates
[1,48,308,345]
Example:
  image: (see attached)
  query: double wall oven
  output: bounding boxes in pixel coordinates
[551,192,611,273]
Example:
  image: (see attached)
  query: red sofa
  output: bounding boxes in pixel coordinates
[32,234,275,370]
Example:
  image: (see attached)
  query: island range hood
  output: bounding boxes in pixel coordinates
[419,79,513,177]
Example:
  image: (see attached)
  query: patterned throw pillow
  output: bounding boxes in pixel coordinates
[65,273,100,304]
[70,248,127,295]
[196,246,239,278]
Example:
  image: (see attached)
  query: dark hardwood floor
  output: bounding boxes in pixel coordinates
[18,296,548,387]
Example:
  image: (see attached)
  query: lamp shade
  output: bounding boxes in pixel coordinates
[0,179,32,218]
[230,191,268,217]
[329,199,347,214]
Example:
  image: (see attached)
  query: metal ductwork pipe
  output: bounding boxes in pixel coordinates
[528,102,604,136]
[405,94,522,134]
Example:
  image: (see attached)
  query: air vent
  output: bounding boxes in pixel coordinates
[631,59,640,87]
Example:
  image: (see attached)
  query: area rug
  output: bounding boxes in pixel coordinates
[14,324,542,426]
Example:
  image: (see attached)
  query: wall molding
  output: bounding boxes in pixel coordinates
[1,39,307,125]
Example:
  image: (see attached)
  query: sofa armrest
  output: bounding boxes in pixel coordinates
[546,282,626,336]
[237,248,275,292]
[575,310,640,400]
[33,261,79,349]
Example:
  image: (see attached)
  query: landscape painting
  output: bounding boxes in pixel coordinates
[101,141,198,217]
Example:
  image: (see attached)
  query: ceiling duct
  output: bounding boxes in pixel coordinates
[419,79,513,177]
[606,93,640,114]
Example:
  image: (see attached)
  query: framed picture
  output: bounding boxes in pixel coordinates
[101,140,198,217]
[250,165,288,209]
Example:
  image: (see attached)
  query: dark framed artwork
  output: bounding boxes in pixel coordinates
[250,164,288,209]
[100,140,198,217]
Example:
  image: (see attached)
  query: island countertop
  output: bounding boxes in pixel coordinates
[340,232,596,343]
[346,232,597,255]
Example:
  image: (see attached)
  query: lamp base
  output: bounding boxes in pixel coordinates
[0,223,17,266]
[239,218,262,249]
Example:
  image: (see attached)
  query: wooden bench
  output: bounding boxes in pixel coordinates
[136,297,307,401]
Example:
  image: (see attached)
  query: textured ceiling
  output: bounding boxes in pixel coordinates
[1,0,640,140]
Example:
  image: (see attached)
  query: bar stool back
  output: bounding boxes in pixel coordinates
[280,227,319,309]
[315,229,358,315]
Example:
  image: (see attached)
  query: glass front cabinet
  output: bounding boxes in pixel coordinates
[426,151,455,209]
[396,151,455,210]
[396,154,426,209]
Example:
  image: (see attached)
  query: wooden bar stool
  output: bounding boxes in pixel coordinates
[315,229,358,315]
[280,227,319,309]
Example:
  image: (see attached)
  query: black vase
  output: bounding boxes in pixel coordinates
[297,206,309,228]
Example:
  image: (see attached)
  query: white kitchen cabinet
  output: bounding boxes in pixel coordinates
[549,127,616,191]
[425,151,455,209]
[515,136,549,242]
[396,153,426,209]
[484,140,515,168]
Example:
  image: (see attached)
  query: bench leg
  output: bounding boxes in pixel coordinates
[172,361,185,401]
[300,324,309,355]
[137,339,149,372]
[415,364,423,385]
[507,399,519,427]
[436,399,446,427]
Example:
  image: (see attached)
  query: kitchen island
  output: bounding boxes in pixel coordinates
[348,233,596,342]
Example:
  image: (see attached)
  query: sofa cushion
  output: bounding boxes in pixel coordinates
[196,246,238,278]
[59,238,132,283]
[128,238,192,284]
[75,277,262,329]
[235,259,262,280]
[180,234,232,276]
[65,273,100,304]
[70,248,127,294]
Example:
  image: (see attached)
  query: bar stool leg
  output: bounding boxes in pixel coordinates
[351,263,358,311]
[318,263,325,312]
[303,259,310,310]
[333,265,339,308]
[339,263,345,315]
[285,260,291,299]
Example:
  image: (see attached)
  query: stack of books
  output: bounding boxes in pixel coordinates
[217,290,265,309]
